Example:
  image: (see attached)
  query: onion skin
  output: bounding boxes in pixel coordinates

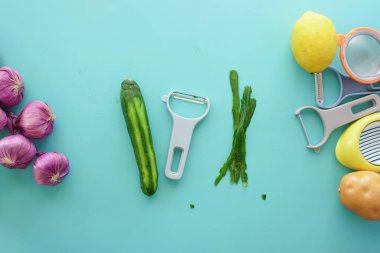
[0,134,37,169]
[33,152,69,186]
[16,100,55,139]
[0,107,7,130]
[0,67,24,106]
[6,111,17,134]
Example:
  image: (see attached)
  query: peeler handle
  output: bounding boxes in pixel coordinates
[165,117,197,180]
[322,94,380,131]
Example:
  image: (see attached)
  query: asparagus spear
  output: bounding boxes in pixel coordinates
[214,71,256,187]
[230,70,240,131]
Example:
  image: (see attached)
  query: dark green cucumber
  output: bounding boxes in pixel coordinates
[120,79,158,196]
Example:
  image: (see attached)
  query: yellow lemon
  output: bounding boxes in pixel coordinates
[292,11,337,73]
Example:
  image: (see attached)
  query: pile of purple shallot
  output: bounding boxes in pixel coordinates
[0,66,69,186]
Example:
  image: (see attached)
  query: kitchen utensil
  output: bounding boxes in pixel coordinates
[337,27,380,84]
[318,66,380,109]
[336,112,380,172]
[295,94,380,152]
[314,27,380,105]
[162,91,210,180]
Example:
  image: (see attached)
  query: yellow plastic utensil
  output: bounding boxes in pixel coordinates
[336,112,380,172]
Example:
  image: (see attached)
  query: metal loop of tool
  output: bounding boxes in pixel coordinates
[162,91,210,180]
[295,94,380,152]
[317,67,380,109]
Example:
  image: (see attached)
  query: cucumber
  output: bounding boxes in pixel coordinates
[120,79,158,196]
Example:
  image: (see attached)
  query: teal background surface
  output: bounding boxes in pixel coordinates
[0,0,379,252]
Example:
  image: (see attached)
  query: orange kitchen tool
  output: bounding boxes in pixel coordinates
[337,27,380,84]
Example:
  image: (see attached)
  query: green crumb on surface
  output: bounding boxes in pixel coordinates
[262,194,267,200]
[190,204,195,209]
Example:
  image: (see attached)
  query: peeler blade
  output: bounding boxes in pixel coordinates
[172,91,207,104]
[314,72,324,105]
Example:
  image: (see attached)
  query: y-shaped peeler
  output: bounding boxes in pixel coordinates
[162,91,210,180]
[295,94,380,152]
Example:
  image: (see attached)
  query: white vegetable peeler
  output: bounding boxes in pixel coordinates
[161,91,210,180]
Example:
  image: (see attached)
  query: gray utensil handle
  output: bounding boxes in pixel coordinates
[323,94,380,130]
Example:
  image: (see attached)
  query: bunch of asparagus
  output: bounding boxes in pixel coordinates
[214,70,257,187]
